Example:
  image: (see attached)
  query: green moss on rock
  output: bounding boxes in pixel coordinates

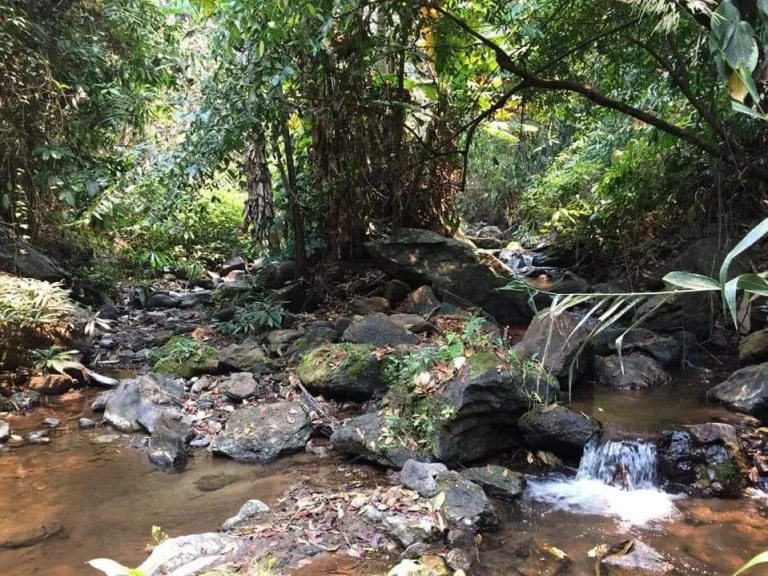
[151,336,218,378]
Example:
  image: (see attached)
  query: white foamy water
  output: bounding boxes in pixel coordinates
[526,439,682,527]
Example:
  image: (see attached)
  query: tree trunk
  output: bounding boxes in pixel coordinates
[278,117,308,277]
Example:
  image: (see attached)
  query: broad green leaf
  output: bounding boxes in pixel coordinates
[732,100,768,120]
[719,217,768,324]
[724,23,758,71]
[662,271,721,291]
[711,0,740,46]
[737,64,760,102]
[734,274,768,296]
[733,551,768,576]
[727,70,748,102]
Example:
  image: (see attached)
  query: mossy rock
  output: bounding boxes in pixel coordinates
[151,336,218,378]
[297,343,381,401]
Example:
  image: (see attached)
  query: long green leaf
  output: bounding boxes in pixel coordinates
[733,551,768,576]
[719,217,768,324]
[662,271,720,291]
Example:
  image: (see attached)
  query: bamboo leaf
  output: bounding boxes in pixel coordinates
[662,271,721,291]
[733,551,768,576]
[719,217,768,323]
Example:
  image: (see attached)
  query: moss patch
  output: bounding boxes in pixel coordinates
[151,336,218,378]
[297,343,375,384]
[467,352,504,378]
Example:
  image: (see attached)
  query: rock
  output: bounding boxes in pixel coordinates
[510,540,572,576]
[434,352,560,463]
[399,542,429,561]
[403,286,442,317]
[191,376,213,394]
[97,303,120,321]
[136,533,247,576]
[468,236,505,249]
[89,433,121,444]
[739,330,768,365]
[365,229,537,324]
[361,506,442,548]
[446,529,474,549]
[388,313,431,334]
[445,548,471,573]
[460,465,526,501]
[401,459,449,497]
[212,402,310,463]
[513,309,592,382]
[266,329,305,354]
[42,417,60,429]
[104,374,184,432]
[78,418,97,429]
[146,293,180,309]
[274,280,321,313]
[0,226,67,282]
[343,315,419,347]
[0,521,64,549]
[0,421,9,442]
[219,372,260,401]
[288,325,338,355]
[594,328,681,368]
[297,343,382,401]
[657,423,747,497]
[91,390,112,411]
[7,390,41,411]
[99,337,116,349]
[595,354,670,390]
[331,411,431,468]
[352,296,390,315]
[221,499,270,531]
[26,430,49,444]
[384,279,411,306]
[149,416,189,473]
[131,287,146,309]
[518,405,601,461]
[432,470,498,532]
[217,340,270,372]
[220,256,247,277]
[474,225,503,239]
[190,436,210,448]
[178,292,211,309]
[707,363,768,421]
[195,473,240,492]
[550,271,591,294]
[599,539,675,575]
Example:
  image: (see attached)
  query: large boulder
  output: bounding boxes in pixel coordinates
[595,353,670,390]
[287,324,338,355]
[433,470,498,532]
[343,315,419,347]
[148,412,192,473]
[365,229,537,324]
[297,343,382,401]
[460,465,525,501]
[0,227,68,282]
[707,363,768,421]
[434,352,560,463]
[512,309,593,381]
[104,374,184,433]
[330,411,431,468]
[518,405,601,461]
[594,328,681,368]
[212,402,310,463]
[739,330,768,366]
[657,423,747,497]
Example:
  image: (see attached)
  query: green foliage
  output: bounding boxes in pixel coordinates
[32,348,81,375]
[734,551,768,576]
[150,336,217,378]
[0,276,75,328]
[215,301,284,336]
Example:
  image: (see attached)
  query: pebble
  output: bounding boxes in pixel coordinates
[190,437,210,448]
[27,430,50,444]
[42,417,61,429]
[99,337,117,349]
[79,418,97,429]
[0,420,9,442]
[90,434,120,445]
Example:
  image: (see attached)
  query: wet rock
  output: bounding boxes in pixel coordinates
[740,330,768,366]
[361,506,442,548]
[331,411,431,468]
[432,470,498,532]
[91,390,112,411]
[149,416,189,473]
[288,325,338,355]
[403,286,442,317]
[595,353,670,390]
[446,529,474,549]
[707,363,768,421]
[7,390,41,411]
[78,418,97,429]
[104,374,184,432]
[657,423,747,497]
[190,436,210,448]
[401,459,448,497]
[297,343,382,401]
[90,433,121,445]
[343,315,419,347]
[26,430,50,444]
[352,296,390,315]
[0,421,9,442]
[384,279,411,306]
[366,229,536,323]
[212,402,310,463]
[146,292,180,309]
[195,473,240,492]
[217,340,270,372]
[518,405,601,461]
[220,256,247,277]
[267,329,305,355]
[388,313,431,334]
[137,533,247,576]
[460,465,525,501]
[445,548,471,572]
[513,309,593,381]
[599,539,674,575]
[550,271,591,294]
[434,352,560,463]
[0,521,63,549]
[511,540,572,576]
[594,328,681,368]
[42,417,60,429]
[219,372,260,401]
[221,499,270,531]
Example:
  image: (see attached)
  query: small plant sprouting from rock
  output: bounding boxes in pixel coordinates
[32,347,82,375]
[215,300,284,336]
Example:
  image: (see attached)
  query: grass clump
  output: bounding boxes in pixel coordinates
[0,275,75,328]
[150,336,217,378]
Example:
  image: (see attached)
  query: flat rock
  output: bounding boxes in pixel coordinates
[0,521,63,549]
[90,434,121,445]
[137,533,247,576]
[28,374,78,395]
[595,353,670,390]
[91,390,113,411]
[42,417,60,429]
[518,405,601,461]
[352,296,390,315]
[361,507,442,548]
[218,372,260,401]
[221,499,270,531]
[0,421,9,442]
[460,465,525,501]
[146,293,180,309]
[707,362,768,421]
[433,470,498,532]
[217,340,270,372]
[595,327,681,368]
[343,315,419,347]
[212,402,310,463]
[195,473,241,492]
[401,459,448,497]
[78,418,97,429]
[388,313,431,334]
[600,539,675,575]
[266,329,305,354]
[740,330,768,365]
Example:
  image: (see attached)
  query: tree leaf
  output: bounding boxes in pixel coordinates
[728,70,748,102]
[711,0,740,46]
[662,271,721,291]
[724,22,758,71]
[719,217,768,324]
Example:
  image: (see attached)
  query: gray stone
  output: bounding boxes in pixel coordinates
[388,313,431,334]
[445,548,471,573]
[707,363,768,421]
[99,337,117,349]
[146,293,180,309]
[433,470,498,532]
[595,353,670,390]
[446,529,474,549]
[550,270,591,294]
[518,405,601,461]
[297,343,382,401]
[104,374,184,432]
[403,286,442,317]
[219,372,260,401]
[343,315,419,347]
[78,418,97,429]
[384,279,411,306]
[42,417,60,429]
[149,422,188,473]
[600,539,675,575]
[460,465,526,501]
[266,329,305,355]
[8,390,41,411]
[221,499,270,531]
[361,506,442,548]
[220,256,246,277]
[91,390,113,412]
[740,330,768,365]
[352,296,390,315]
[90,433,121,445]
[190,436,210,448]
[26,430,50,444]
[212,402,310,463]
[401,459,448,497]
[0,226,68,282]
[217,340,270,372]
[595,328,681,368]
[288,325,338,355]
[137,533,247,576]
[0,421,9,442]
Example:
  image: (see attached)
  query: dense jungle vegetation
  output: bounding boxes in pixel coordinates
[2,0,768,288]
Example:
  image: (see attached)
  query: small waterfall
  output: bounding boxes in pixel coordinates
[576,439,658,490]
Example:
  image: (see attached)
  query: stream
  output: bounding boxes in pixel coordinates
[2,369,768,576]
